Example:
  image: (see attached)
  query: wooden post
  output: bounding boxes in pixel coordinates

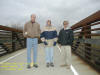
[83,24,91,60]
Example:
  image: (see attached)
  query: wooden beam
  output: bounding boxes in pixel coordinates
[0,25,22,32]
[71,10,100,29]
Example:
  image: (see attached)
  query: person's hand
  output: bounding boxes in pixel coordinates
[43,41,48,45]
[25,32,28,35]
[58,44,61,48]
[24,32,28,38]
[53,42,56,46]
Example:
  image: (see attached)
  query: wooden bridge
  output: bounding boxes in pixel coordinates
[0,11,100,75]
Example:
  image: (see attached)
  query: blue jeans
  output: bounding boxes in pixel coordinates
[45,46,54,63]
[27,38,38,65]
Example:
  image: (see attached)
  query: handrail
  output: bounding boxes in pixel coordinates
[71,10,100,71]
[71,10,100,29]
[0,25,22,32]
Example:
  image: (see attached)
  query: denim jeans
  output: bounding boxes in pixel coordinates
[27,38,38,65]
[45,46,54,63]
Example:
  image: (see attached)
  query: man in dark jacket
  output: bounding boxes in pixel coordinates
[58,21,74,69]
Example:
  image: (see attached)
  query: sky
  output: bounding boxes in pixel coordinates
[0,0,100,30]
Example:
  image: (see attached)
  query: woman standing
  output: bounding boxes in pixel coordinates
[40,20,57,67]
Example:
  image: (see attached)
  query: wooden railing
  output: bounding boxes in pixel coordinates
[71,10,100,71]
[0,25,26,56]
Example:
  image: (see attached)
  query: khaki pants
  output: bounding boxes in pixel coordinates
[61,45,71,66]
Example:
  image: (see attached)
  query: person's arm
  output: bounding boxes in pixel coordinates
[70,29,74,43]
[53,27,58,42]
[57,30,62,48]
[40,29,48,45]
[53,28,58,46]
[58,30,62,44]
[23,23,27,38]
[40,32,45,42]
[40,27,45,42]
[38,24,41,34]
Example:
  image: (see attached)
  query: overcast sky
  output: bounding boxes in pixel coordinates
[0,0,100,30]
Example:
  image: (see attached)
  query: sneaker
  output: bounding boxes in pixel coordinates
[33,64,38,68]
[46,63,50,67]
[50,63,54,67]
[27,65,31,69]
